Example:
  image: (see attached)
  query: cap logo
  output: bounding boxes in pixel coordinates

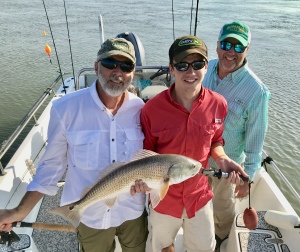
[178,38,201,47]
[226,24,245,33]
[112,41,130,51]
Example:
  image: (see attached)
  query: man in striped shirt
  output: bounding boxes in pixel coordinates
[203,21,270,246]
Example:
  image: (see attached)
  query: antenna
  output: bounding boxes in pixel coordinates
[98,15,104,45]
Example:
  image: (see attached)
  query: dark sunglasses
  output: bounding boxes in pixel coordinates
[100,58,135,73]
[173,61,206,71]
[220,41,246,53]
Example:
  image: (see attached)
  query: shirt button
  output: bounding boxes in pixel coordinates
[112,138,115,142]
[112,160,115,163]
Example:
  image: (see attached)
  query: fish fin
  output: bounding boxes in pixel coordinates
[49,204,82,227]
[131,149,158,161]
[159,180,169,200]
[95,150,158,182]
[149,189,161,208]
[99,149,157,177]
[149,181,170,208]
[103,197,118,208]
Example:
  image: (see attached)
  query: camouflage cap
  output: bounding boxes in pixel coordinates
[169,35,208,63]
[96,38,136,63]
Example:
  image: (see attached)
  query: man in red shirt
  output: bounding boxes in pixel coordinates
[139,35,248,252]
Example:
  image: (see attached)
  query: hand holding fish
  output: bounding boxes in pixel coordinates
[130,179,151,196]
[214,155,249,187]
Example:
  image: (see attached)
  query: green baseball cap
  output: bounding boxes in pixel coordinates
[218,21,251,47]
[96,38,136,63]
[169,35,208,63]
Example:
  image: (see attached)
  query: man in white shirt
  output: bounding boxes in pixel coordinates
[0,38,148,252]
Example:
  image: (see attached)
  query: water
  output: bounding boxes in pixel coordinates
[0,0,299,215]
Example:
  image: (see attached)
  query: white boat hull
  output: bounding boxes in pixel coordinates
[1,75,299,252]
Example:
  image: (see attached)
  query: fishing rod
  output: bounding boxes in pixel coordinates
[172,0,175,40]
[202,168,250,182]
[41,0,66,94]
[193,0,200,36]
[190,0,194,35]
[63,0,75,80]
[262,150,300,201]
[171,0,201,39]
[11,221,75,232]
[0,222,75,250]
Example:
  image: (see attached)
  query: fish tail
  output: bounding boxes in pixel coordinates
[49,204,82,228]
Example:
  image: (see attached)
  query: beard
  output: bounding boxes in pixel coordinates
[98,67,133,97]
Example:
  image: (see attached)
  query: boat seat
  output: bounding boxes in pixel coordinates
[222,211,291,252]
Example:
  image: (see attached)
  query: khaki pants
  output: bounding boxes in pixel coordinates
[209,162,241,240]
[149,201,216,252]
[77,209,148,252]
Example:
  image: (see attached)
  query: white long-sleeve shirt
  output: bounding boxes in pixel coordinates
[27,81,145,229]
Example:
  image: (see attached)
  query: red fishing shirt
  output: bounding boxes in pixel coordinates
[140,84,227,218]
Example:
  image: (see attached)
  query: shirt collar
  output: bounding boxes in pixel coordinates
[167,83,204,105]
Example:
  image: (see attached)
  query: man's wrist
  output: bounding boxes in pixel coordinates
[213,154,228,162]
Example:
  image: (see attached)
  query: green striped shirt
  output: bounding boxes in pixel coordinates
[203,59,270,180]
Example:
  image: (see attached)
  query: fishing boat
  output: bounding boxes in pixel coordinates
[1,13,300,252]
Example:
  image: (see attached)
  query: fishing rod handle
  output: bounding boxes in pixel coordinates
[12,222,76,232]
[202,169,250,182]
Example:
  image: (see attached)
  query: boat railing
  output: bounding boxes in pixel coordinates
[74,65,171,91]
[262,149,300,201]
[0,66,171,175]
[0,74,64,175]
[1,66,299,207]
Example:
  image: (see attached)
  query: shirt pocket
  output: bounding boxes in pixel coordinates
[198,123,220,159]
[123,128,144,155]
[124,128,144,141]
[226,99,246,130]
[67,131,101,170]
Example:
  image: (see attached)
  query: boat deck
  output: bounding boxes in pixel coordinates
[222,211,292,252]
[32,189,78,252]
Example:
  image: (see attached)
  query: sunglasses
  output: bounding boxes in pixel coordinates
[220,41,246,53]
[100,58,135,73]
[173,61,206,71]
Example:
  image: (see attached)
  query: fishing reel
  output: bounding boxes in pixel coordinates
[202,168,250,182]
[0,230,30,251]
[0,230,20,246]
